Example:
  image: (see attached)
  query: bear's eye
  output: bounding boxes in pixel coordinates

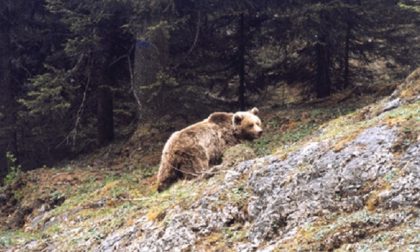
[248,124,254,128]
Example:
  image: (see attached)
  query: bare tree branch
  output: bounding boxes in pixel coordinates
[173,10,201,68]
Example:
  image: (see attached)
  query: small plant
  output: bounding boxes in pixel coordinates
[3,152,22,185]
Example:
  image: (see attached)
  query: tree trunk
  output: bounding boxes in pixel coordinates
[343,21,351,89]
[97,84,114,146]
[315,8,332,98]
[238,13,246,111]
[343,0,362,89]
[0,2,17,179]
[315,39,332,98]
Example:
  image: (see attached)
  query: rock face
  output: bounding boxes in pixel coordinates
[93,124,418,251]
[246,127,419,250]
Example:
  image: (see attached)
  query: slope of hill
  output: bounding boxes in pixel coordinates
[0,69,419,251]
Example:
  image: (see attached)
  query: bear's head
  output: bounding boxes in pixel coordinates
[233,107,263,140]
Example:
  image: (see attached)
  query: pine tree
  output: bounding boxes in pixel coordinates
[0,0,15,178]
[26,0,136,147]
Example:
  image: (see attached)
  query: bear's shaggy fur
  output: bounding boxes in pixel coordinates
[157,107,263,192]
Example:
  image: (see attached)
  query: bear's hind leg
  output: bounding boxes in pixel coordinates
[178,156,209,179]
[177,148,209,179]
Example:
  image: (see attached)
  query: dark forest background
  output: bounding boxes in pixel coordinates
[0,0,419,179]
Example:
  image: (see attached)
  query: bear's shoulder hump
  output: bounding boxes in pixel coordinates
[208,112,233,125]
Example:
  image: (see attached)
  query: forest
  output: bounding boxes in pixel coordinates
[1,0,418,176]
[0,0,419,250]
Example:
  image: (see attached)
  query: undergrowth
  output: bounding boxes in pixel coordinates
[3,152,22,186]
[249,98,371,156]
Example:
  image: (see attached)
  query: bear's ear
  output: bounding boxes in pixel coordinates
[233,114,244,125]
[250,107,259,115]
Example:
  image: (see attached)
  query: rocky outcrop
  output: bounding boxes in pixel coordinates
[93,124,418,251]
[93,120,418,250]
[94,71,420,251]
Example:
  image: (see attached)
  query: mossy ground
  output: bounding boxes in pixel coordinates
[0,164,215,249]
[249,95,377,157]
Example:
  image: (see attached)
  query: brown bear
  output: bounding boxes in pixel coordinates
[157,107,263,192]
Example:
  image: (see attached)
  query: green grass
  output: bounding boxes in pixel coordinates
[399,3,420,13]
[248,102,364,157]
[0,230,41,248]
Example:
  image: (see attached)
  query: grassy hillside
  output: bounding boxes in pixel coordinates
[0,69,419,251]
